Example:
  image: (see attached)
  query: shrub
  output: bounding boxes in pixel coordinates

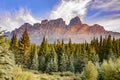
[0,46,15,80]
[100,58,120,80]
[81,61,98,80]
[13,66,39,80]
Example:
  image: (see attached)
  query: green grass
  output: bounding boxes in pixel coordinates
[13,66,81,80]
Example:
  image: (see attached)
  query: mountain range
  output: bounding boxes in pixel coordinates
[5,16,120,44]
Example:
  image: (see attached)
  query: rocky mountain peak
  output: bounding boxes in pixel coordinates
[69,16,82,27]
[20,23,32,29]
[49,18,66,27]
[23,23,32,26]
[41,19,48,24]
[4,16,120,44]
[89,24,106,33]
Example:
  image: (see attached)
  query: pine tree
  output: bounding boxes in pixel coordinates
[100,37,108,61]
[100,35,103,47]
[18,28,30,68]
[29,44,39,70]
[38,36,49,72]
[10,32,17,50]
[68,38,74,55]
[38,55,45,72]
[66,55,74,72]
[116,39,120,57]
[107,35,112,49]
[66,39,75,72]
[87,45,99,63]
[59,52,67,72]
[18,28,30,54]
[39,36,49,56]
[74,44,88,73]
[107,35,114,59]
[46,47,58,72]
[74,45,82,72]
[56,42,67,72]
[98,36,103,62]
[81,61,98,80]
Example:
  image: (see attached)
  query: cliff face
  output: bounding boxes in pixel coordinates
[5,16,120,44]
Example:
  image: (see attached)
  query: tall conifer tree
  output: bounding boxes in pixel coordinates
[38,36,49,72]
[18,28,30,67]
[10,32,17,50]
[46,47,58,72]
[29,44,39,70]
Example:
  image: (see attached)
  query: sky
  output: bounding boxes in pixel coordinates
[0,0,120,32]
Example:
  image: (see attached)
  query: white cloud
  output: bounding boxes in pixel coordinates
[98,19,120,33]
[0,0,119,33]
[85,0,120,32]
[86,16,120,32]
[0,8,39,31]
[49,0,91,24]
[89,0,120,11]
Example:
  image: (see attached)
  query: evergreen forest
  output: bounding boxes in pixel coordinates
[0,29,120,80]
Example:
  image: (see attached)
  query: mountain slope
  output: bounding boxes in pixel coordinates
[5,16,120,44]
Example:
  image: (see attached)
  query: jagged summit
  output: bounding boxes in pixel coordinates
[89,24,106,34]
[5,16,120,44]
[69,16,82,27]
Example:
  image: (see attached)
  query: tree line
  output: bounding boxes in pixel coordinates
[10,29,120,73]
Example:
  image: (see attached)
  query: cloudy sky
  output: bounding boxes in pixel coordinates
[0,0,120,32]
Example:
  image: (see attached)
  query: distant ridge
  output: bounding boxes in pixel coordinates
[5,16,120,44]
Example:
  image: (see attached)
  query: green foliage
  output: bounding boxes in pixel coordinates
[86,45,99,63]
[55,42,67,72]
[100,58,120,80]
[29,44,39,70]
[66,39,75,72]
[46,47,58,72]
[81,61,98,80]
[13,66,39,80]
[39,36,49,56]
[46,59,58,72]
[38,36,49,72]
[18,28,30,54]
[59,53,67,72]
[0,30,15,80]
[8,32,120,80]
[10,32,17,50]
[38,55,46,72]
[18,29,30,68]
[73,44,88,73]
[58,50,67,72]
[0,42,15,80]
[67,59,74,72]
[66,55,74,72]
